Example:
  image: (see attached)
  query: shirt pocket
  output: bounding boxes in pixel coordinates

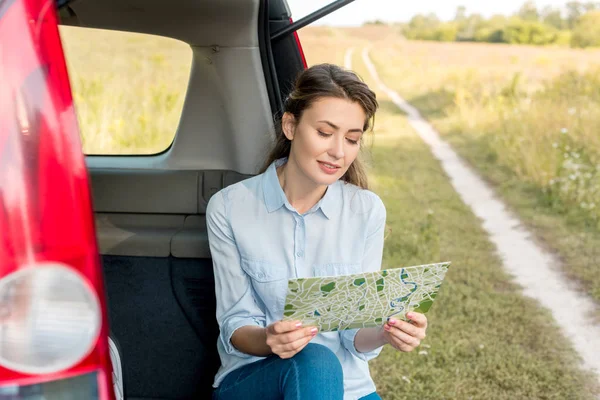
[240,257,288,318]
[312,262,362,277]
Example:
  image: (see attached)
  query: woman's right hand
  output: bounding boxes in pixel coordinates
[265,320,318,359]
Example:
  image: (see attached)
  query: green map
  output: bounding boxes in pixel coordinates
[282,262,451,332]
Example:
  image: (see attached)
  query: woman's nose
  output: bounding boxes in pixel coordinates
[328,136,345,159]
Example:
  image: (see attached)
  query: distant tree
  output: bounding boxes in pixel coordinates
[502,18,558,44]
[474,15,509,43]
[565,2,599,27]
[566,1,585,28]
[408,13,440,30]
[473,27,497,42]
[541,6,565,29]
[433,23,459,42]
[488,14,510,27]
[518,1,540,21]
[364,20,387,26]
[554,30,573,46]
[403,13,441,40]
[454,6,467,22]
[571,10,600,47]
[456,13,485,41]
[402,4,574,46]
[465,13,485,31]
[472,14,508,42]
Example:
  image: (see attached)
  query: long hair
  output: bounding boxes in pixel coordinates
[260,64,378,189]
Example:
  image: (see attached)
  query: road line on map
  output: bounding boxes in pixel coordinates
[345,47,600,381]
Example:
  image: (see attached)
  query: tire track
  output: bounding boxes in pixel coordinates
[345,47,600,381]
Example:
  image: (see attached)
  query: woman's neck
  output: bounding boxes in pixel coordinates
[277,158,328,215]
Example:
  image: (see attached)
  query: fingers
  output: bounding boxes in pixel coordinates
[384,324,422,348]
[384,314,428,353]
[270,320,303,335]
[388,318,426,340]
[278,326,318,346]
[267,320,318,358]
[384,330,415,352]
[406,312,428,329]
[277,335,314,359]
[268,321,316,341]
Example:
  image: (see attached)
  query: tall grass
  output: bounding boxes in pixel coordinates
[301,26,599,398]
[447,69,600,223]
[366,35,600,300]
[59,26,192,155]
[369,39,600,225]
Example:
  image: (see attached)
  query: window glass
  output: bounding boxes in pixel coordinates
[60,26,193,155]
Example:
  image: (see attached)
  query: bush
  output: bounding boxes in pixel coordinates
[554,30,573,45]
[433,23,458,42]
[501,18,559,44]
[364,20,387,26]
[403,13,441,41]
[570,11,600,47]
[402,7,600,47]
[474,27,504,43]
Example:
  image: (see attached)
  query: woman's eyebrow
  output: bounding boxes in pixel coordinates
[318,120,363,133]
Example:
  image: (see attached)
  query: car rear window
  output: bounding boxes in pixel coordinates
[59,26,192,155]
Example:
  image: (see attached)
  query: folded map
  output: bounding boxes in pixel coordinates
[282,261,451,332]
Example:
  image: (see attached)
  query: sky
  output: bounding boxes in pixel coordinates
[287,0,570,26]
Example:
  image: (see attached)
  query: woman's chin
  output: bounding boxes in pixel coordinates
[310,170,342,186]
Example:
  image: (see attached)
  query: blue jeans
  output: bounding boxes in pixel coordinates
[213,343,380,400]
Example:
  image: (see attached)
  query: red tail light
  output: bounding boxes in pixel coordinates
[290,18,307,68]
[0,0,113,398]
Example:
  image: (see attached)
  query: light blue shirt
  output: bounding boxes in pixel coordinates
[207,158,387,400]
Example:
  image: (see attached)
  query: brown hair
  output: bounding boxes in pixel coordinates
[260,63,378,189]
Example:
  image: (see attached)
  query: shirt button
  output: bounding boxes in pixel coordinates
[296,251,304,258]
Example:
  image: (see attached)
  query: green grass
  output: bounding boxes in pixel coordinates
[440,131,600,306]
[349,58,600,398]
[60,26,192,155]
[60,24,600,398]
[368,41,600,304]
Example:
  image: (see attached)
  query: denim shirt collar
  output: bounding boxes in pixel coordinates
[262,158,339,219]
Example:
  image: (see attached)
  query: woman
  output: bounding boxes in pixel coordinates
[207,64,428,400]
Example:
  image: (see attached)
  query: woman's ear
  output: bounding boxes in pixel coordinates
[282,112,296,141]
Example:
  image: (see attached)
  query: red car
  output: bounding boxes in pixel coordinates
[0,0,353,398]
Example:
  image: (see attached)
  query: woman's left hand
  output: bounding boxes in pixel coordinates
[382,312,427,352]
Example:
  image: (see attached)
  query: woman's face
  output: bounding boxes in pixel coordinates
[282,97,366,187]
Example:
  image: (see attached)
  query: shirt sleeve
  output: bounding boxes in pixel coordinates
[340,192,387,361]
[206,190,266,359]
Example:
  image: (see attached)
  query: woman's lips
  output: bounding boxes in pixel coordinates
[318,161,341,175]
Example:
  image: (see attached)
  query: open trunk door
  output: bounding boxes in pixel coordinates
[260,0,357,116]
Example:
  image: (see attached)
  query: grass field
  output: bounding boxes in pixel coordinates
[60,26,192,155]
[60,24,600,398]
[347,26,600,304]
[299,28,600,399]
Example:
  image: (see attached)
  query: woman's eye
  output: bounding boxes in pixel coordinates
[346,138,359,145]
[317,130,332,138]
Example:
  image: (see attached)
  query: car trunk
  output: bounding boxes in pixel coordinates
[54,0,355,398]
